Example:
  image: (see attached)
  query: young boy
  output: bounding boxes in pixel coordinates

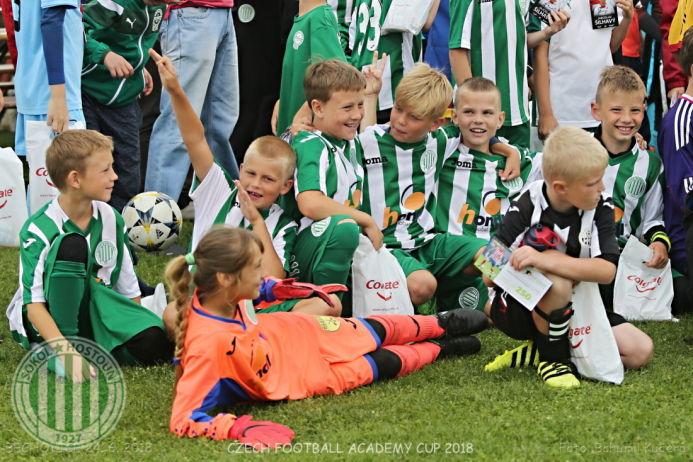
[275,0,346,136]
[485,127,652,389]
[6,130,171,381]
[658,28,693,314]
[81,0,166,212]
[448,0,570,148]
[149,50,340,318]
[591,66,691,314]
[358,64,517,313]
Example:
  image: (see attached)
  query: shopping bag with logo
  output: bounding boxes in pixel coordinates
[382,0,436,35]
[570,282,624,384]
[613,235,673,321]
[0,148,28,247]
[26,120,85,214]
[351,235,414,317]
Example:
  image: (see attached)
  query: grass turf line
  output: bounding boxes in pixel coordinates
[0,223,691,461]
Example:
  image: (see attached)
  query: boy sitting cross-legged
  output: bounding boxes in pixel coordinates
[6,130,172,381]
[148,50,342,334]
[485,127,652,389]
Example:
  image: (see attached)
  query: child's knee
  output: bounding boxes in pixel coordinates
[407,271,437,305]
[541,274,574,309]
[614,324,653,369]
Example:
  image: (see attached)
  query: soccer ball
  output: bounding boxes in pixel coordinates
[122,192,183,251]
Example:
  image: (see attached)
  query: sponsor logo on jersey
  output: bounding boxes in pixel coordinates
[311,216,331,237]
[255,353,272,378]
[238,4,255,23]
[627,275,663,292]
[449,159,472,169]
[364,155,389,165]
[578,229,591,247]
[36,168,56,188]
[457,191,504,231]
[684,177,693,194]
[344,181,362,209]
[624,176,646,199]
[502,177,524,192]
[315,315,341,331]
[458,287,480,309]
[382,185,427,228]
[152,9,163,31]
[94,240,117,267]
[292,31,304,50]
[420,150,437,173]
[289,255,300,278]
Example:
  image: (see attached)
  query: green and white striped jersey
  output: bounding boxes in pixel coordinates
[291,130,364,231]
[435,143,539,240]
[349,0,423,111]
[7,200,138,346]
[359,124,460,249]
[602,145,665,248]
[327,0,354,50]
[190,163,298,271]
[448,0,530,126]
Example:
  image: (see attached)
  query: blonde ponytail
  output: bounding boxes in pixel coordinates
[164,255,193,362]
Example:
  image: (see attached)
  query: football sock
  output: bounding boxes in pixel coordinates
[382,342,441,378]
[312,219,360,301]
[534,304,574,364]
[47,261,88,337]
[367,315,445,346]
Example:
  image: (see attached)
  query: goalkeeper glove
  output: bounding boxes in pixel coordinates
[256,278,347,307]
[228,415,294,449]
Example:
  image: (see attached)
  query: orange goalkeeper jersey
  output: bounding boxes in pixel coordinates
[170,291,381,440]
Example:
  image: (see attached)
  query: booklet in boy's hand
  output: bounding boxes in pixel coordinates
[530,0,569,25]
[475,238,553,310]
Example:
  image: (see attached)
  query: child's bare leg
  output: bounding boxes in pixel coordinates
[291,295,342,317]
[483,299,494,326]
[163,301,178,341]
[612,323,653,369]
[407,270,437,305]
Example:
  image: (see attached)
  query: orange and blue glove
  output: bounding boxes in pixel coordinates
[255,278,347,307]
[228,415,294,449]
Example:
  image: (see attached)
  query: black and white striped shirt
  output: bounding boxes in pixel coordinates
[495,181,620,265]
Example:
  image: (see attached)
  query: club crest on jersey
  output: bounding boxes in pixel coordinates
[502,177,524,192]
[458,287,480,309]
[579,229,591,247]
[311,217,331,237]
[94,241,117,267]
[238,4,255,23]
[314,316,340,332]
[293,31,304,50]
[152,9,163,31]
[420,150,437,173]
[624,176,646,199]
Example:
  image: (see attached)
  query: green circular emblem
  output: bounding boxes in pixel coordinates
[502,177,524,192]
[94,240,117,267]
[458,287,480,309]
[292,31,304,50]
[420,150,437,173]
[311,216,331,237]
[624,176,646,199]
[12,337,126,449]
[238,4,255,23]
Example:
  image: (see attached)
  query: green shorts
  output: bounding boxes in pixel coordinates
[391,233,488,312]
[496,121,530,150]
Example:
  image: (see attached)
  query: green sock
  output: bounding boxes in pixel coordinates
[313,220,360,300]
[110,344,141,366]
[46,261,88,337]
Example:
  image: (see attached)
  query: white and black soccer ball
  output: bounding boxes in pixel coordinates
[122,192,183,251]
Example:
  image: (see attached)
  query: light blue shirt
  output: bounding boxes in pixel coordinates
[13,0,83,115]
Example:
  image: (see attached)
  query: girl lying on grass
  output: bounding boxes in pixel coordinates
[165,227,488,448]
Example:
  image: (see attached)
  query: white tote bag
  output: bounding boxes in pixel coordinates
[381,0,436,35]
[570,282,624,384]
[26,121,85,214]
[351,235,414,317]
[0,148,28,247]
[613,236,673,321]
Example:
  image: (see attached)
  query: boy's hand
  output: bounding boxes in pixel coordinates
[499,149,521,181]
[634,132,647,150]
[62,353,97,383]
[363,51,387,97]
[538,114,558,141]
[142,68,154,96]
[363,219,384,250]
[546,10,571,37]
[104,51,134,79]
[616,0,634,19]
[233,180,263,225]
[509,246,544,271]
[47,90,69,133]
[647,241,669,269]
[148,49,182,94]
[291,117,315,138]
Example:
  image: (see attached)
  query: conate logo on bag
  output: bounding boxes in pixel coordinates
[0,188,14,209]
[365,279,401,301]
[569,325,592,350]
[626,275,663,293]
[36,168,56,188]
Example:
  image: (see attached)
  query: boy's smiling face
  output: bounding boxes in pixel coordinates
[311,89,365,141]
[454,90,505,152]
[73,149,118,203]
[389,103,444,144]
[591,91,645,150]
[239,154,293,210]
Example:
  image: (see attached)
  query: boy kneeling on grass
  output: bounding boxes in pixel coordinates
[6,130,172,382]
[484,127,652,389]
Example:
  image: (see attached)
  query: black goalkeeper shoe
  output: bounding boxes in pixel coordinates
[435,308,488,337]
[429,335,481,358]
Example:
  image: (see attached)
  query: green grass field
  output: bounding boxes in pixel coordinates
[0,223,692,461]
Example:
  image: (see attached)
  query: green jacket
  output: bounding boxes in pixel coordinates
[82,0,166,107]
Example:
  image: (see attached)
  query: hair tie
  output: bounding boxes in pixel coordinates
[185,253,196,265]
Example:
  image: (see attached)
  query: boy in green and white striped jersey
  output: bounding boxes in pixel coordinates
[327,0,354,52]
[152,50,341,318]
[7,130,171,381]
[359,64,520,313]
